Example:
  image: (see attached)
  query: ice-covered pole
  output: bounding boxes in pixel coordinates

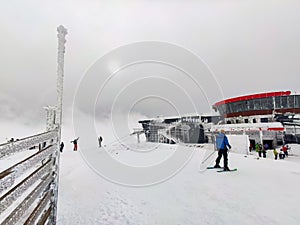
[56,25,67,139]
[51,25,67,224]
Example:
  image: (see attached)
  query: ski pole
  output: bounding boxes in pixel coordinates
[201,149,217,164]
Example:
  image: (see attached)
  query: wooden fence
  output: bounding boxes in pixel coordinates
[0,130,59,225]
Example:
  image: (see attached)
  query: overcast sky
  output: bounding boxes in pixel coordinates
[1,0,300,139]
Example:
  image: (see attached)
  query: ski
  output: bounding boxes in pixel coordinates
[207,166,223,169]
[217,168,237,173]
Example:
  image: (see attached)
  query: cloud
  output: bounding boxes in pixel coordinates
[1,0,300,140]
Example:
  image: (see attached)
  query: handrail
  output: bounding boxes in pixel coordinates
[0,145,56,195]
[0,130,58,158]
[0,127,58,225]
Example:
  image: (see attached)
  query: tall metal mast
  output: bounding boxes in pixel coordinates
[51,25,67,224]
[56,25,67,139]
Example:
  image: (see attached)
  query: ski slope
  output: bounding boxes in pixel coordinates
[57,136,300,225]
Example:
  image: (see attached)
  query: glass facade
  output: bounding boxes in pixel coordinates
[216,95,300,115]
[296,96,300,108]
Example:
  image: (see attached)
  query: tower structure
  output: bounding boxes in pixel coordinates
[51,25,67,224]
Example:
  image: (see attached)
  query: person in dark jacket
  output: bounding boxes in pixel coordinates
[60,142,64,152]
[214,130,232,171]
[98,136,103,148]
[71,137,79,151]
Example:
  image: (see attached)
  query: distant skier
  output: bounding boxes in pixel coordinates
[213,130,232,171]
[71,137,79,151]
[279,150,285,159]
[60,142,64,153]
[264,143,269,150]
[281,144,288,157]
[256,143,262,157]
[262,144,267,158]
[98,136,103,148]
[249,143,253,152]
[273,148,278,160]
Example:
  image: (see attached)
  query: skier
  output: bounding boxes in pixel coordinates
[282,145,288,157]
[264,143,269,150]
[279,150,285,159]
[273,148,278,160]
[71,137,79,151]
[256,143,262,157]
[60,142,64,153]
[249,143,253,152]
[98,136,103,148]
[213,130,232,171]
[262,144,267,158]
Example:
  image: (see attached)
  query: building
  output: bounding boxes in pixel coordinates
[212,91,300,146]
[138,115,221,144]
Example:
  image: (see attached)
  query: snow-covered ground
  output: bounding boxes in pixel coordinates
[57,136,300,225]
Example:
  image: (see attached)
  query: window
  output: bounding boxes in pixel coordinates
[248,99,255,111]
[261,98,273,110]
[281,96,288,108]
[254,99,261,110]
[275,97,281,108]
[236,102,245,112]
[221,105,225,115]
[288,96,295,108]
[244,101,249,111]
[295,95,300,108]
[226,103,233,114]
[261,118,268,123]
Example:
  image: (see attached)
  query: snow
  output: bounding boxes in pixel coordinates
[211,122,284,131]
[57,134,300,225]
[227,135,249,155]
[0,150,38,172]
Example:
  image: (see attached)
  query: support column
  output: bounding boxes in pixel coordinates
[51,25,67,224]
[44,106,57,131]
[56,25,67,139]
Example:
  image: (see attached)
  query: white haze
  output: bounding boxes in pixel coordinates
[1,0,300,141]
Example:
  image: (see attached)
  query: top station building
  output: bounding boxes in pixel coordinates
[212,91,300,145]
[213,91,300,119]
[138,90,300,147]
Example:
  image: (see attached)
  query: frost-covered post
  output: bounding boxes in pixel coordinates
[259,128,263,145]
[51,25,67,224]
[56,25,67,139]
[44,105,57,131]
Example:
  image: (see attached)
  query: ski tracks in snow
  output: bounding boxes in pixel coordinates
[96,191,146,225]
[58,190,146,225]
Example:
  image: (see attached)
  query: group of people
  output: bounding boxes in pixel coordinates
[59,136,104,153]
[254,143,268,158]
[273,144,290,160]
[211,130,293,171]
[252,141,291,160]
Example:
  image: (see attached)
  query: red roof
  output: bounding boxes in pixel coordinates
[214,91,291,107]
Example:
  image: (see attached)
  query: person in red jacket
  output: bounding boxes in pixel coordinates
[71,137,79,151]
[282,144,288,157]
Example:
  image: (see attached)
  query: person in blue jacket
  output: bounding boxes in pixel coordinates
[214,130,232,171]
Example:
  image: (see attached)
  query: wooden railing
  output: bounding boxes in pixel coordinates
[0,130,59,225]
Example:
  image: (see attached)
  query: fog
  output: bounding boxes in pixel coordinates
[1,0,300,142]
